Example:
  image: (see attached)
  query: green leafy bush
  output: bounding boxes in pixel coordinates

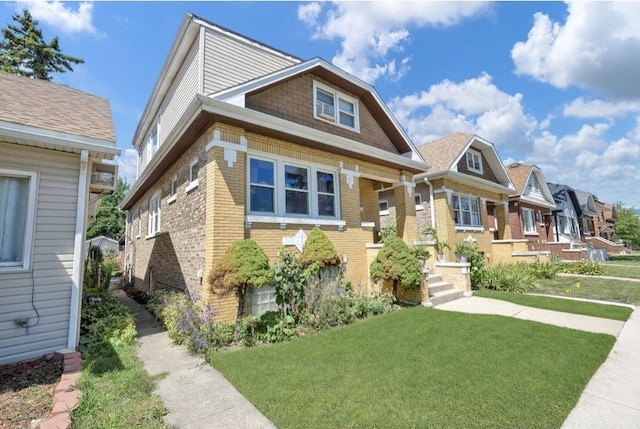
[79,295,136,355]
[557,261,605,276]
[370,233,422,302]
[477,264,537,293]
[273,250,307,321]
[456,242,486,288]
[522,261,560,279]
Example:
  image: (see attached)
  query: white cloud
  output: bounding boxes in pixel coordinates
[115,148,138,187]
[299,1,490,83]
[512,2,640,98]
[389,73,537,146]
[563,97,640,119]
[17,1,97,35]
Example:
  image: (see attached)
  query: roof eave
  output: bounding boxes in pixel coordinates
[0,120,119,159]
[428,170,517,196]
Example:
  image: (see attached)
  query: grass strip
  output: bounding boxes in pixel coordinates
[210,307,614,429]
[71,341,170,429]
[535,275,640,306]
[608,254,640,263]
[602,265,640,279]
[475,289,632,321]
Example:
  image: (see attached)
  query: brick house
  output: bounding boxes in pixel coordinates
[0,72,119,364]
[505,163,556,251]
[381,133,520,265]
[120,14,427,320]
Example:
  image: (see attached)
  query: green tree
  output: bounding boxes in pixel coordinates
[0,9,84,80]
[370,233,422,303]
[615,202,640,247]
[87,179,129,240]
[208,239,272,339]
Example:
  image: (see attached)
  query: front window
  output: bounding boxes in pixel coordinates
[0,170,36,270]
[466,150,483,174]
[249,158,275,213]
[248,156,339,219]
[314,81,359,131]
[169,176,178,202]
[148,192,161,236]
[284,165,309,215]
[522,208,536,234]
[453,195,482,227]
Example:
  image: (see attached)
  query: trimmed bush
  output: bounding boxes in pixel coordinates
[300,227,341,268]
[557,261,605,276]
[370,233,422,302]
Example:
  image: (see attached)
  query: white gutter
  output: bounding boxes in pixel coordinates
[0,120,119,158]
[425,177,436,230]
[68,150,89,349]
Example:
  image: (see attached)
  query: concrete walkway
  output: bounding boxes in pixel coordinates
[437,296,640,428]
[114,290,275,429]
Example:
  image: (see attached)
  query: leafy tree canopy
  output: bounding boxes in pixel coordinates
[87,179,129,240]
[615,202,640,246]
[0,9,84,80]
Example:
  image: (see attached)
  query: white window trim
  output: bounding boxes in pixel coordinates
[247,153,341,221]
[186,159,199,192]
[452,194,483,228]
[146,191,161,238]
[0,168,37,272]
[466,149,483,174]
[415,194,423,211]
[136,207,141,238]
[379,200,389,216]
[313,80,360,133]
[522,207,538,236]
[168,175,178,203]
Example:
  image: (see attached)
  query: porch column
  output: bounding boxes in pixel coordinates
[394,172,418,242]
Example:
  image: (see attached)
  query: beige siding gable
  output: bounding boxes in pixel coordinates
[203,27,298,95]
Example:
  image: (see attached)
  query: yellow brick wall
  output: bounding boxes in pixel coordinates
[203,123,408,321]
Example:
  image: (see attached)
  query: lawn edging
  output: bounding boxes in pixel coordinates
[528,293,637,310]
[39,349,83,429]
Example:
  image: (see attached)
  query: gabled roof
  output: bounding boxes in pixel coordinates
[0,72,118,158]
[213,57,423,160]
[574,189,598,216]
[547,183,582,218]
[506,162,556,209]
[0,72,116,143]
[415,133,514,193]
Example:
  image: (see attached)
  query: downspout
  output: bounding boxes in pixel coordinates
[68,150,89,349]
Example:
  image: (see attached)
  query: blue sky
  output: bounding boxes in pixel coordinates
[2,1,639,207]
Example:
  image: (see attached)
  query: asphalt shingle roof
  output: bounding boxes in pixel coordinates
[415,133,472,174]
[0,72,116,143]
[506,163,533,196]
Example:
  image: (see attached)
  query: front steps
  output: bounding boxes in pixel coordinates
[428,274,464,306]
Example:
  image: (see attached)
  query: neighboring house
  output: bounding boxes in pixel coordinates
[85,235,119,256]
[595,200,617,241]
[382,133,517,263]
[506,163,556,250]
[575,189,599,238]
[120,14,427,321]
[0,72,119,365]
[547,183,583,243]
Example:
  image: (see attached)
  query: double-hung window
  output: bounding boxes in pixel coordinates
[522,208,536,234]
[169,175,178,202]
[0,169,36,271]
[248,157,338,219]
[453,194,482,227]
[466,149,483,174]
[148,192,161,236]
[314,81,359,131]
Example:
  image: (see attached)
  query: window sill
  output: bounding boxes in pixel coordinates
[415,205,423,211]
[455,226,484,232]
[136,234,141,240]
[245,215,346,228]
[185,179,199,193]
[379,210,390,216]
[0,266,29,273]
[145,232,160,240]
[314,115,360,134]
[468,168,483,175]
[167,195,177,204]
[524,232,539,237]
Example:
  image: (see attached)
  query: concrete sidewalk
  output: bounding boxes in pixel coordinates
[437,296,640,428]
[114,290,275,429]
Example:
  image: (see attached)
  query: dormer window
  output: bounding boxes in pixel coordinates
[466,149,483,174]
[314,81,359,132]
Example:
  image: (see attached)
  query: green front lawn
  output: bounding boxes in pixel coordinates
[210,307,614,429]
[474,289,632,321]
[535,276,640,305]
[608,254,640,263]
[603,264,640,279]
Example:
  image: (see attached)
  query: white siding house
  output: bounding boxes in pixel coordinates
[0,72,119,365]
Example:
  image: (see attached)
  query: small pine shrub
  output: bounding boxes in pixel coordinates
[300,227,341,268]
[370,233,422,302]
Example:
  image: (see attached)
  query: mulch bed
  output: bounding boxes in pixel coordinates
[0,357,62,429]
